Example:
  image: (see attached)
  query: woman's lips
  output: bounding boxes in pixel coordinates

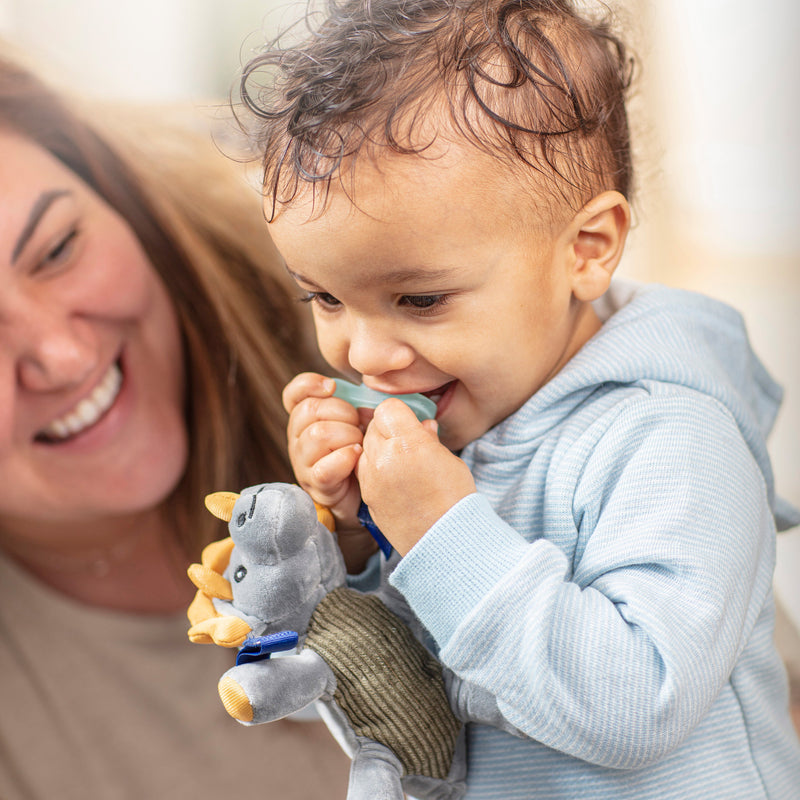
[36,362,123,442]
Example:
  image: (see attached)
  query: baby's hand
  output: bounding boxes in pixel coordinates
[356,399,476,555]
[283,373,377,570]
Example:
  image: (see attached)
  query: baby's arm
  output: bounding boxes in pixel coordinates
[283,373,377,572]
[388,395,778,768]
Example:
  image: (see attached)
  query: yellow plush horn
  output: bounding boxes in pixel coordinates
[187,614,253,648]
[205,491,240,522]
[201,537,235,574]
[187,563,234,601]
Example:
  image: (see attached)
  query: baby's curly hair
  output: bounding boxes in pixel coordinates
[239,0,634,220]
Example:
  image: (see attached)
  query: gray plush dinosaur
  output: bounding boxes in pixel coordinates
[187,481,467,800]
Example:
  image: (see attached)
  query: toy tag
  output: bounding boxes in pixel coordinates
[236,631,300,665]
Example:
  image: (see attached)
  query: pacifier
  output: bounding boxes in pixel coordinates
[332,379,437,422]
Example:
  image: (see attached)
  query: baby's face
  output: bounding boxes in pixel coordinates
[270,145,596,451]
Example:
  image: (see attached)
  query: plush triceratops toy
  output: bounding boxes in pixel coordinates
[187,481,466,800]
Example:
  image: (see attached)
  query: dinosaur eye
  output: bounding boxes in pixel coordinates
[233,565,247,583]
[236,512,247,527]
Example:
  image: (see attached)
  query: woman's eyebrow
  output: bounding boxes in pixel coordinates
[11,189,71,264]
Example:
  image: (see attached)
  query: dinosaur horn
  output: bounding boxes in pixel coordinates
[201,537,235,573]
[204,491,240,522]
[187,563,234,601]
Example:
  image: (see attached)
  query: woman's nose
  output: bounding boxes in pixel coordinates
[9,308,96,392]
[346,319,414,379]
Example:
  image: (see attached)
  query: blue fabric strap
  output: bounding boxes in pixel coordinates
[358,502,393,558]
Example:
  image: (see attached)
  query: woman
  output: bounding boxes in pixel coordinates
[0,48,349,798]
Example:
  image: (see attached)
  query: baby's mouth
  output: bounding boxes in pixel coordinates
[36,362,123,443]
[421,381,455,407]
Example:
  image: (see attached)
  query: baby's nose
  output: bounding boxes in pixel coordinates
[347,320,414,378]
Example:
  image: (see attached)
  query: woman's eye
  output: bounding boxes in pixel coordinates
[40,228,79,271]
[301,291,341,310]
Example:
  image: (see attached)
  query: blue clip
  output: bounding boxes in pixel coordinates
[358,502,393,559]
[236,630,300,665]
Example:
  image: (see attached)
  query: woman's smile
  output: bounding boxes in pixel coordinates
[37,361,122,442]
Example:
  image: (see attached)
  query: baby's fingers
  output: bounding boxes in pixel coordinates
[369,397,430,441]
[291,417,364,469]
[283,372,336,414]
[288,396,362,446]
[301,444,363,503]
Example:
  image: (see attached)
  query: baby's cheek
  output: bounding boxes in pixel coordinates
[314,327,350,376]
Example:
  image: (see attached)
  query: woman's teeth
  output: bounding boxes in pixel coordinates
[39,363,123,441]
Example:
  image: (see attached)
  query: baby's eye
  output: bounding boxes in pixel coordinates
[399,294,450,314]
[301,291,341,310]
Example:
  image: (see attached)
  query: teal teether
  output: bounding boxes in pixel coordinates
[332,379,437,422]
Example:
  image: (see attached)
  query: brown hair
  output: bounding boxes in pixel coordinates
[239,0,634,219]
[0,49,322,557]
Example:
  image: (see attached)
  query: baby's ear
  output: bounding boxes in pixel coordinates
[563,191,630,302]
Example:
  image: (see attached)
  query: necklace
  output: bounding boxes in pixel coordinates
[4,528,145,578]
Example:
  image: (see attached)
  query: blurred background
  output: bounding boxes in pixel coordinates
[0,0,797,632]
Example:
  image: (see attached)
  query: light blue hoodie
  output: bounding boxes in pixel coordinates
[388,282,800,799]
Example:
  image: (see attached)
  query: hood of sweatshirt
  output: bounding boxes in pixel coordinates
[466,281,799,531]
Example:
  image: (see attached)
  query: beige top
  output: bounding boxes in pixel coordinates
[0,554,349,800]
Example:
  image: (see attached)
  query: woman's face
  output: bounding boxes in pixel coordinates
[0,132,188,539]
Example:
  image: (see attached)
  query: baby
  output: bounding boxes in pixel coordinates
[240,0,800,796]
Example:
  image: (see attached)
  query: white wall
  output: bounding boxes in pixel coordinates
[648,1,799,256]
[0,0,285,101]
[621,1,799,627]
